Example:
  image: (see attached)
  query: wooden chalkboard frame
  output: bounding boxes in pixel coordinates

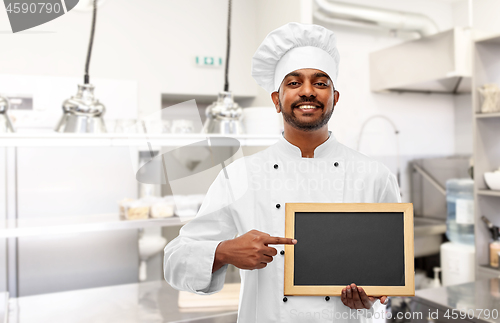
[284,203,414,297]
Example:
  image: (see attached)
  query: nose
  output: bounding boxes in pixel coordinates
[298,80,316,98]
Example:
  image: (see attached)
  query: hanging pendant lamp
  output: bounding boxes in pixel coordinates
[55,0,106,133]
[0,95,15,133]
[202,0,244,135]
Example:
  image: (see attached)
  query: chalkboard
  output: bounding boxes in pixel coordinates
[284,203,414,297]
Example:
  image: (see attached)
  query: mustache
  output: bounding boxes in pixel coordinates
[290,98,324,109]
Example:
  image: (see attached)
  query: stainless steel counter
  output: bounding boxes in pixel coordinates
[413,278,500,323]
[7,281,237,323]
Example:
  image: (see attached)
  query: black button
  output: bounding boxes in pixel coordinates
[280,250,285,255]
[283,297,288,302]
[276,203,280,209]
[325,296,330,301]
[334,162,339,167]
[274,164,279,169]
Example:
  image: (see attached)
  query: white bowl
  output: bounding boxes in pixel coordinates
[484,172,500,190]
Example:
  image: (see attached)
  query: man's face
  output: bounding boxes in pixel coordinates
[271,68,340,132]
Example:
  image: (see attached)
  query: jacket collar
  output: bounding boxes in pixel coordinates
[275,130,338,159]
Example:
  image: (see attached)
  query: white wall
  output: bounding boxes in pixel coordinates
[454,94,473,155]
[451,0,471,28]
[471,0,500,34]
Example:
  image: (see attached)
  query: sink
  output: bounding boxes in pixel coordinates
[414,217,446,237]
[414,217,446,258]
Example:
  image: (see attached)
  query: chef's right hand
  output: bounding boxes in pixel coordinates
[212,229,297,272]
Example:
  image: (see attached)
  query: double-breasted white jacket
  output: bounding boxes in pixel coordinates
[164,131,401,323]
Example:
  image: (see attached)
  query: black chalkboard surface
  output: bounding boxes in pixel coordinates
[284,203,414,297]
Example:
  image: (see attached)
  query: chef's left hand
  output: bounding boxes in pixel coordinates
[341,283,388,310]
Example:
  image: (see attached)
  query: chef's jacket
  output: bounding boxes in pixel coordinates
[164,131,401,323]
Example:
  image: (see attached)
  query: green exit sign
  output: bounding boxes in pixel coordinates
[196,56,223,67]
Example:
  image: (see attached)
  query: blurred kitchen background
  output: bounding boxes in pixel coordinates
[1,0,500,322]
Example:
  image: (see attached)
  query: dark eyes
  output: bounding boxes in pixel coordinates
[287,81,328,86]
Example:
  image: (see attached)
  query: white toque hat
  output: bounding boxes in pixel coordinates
[251,22,340,94]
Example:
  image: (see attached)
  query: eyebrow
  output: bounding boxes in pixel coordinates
[283,71,330,79]
[284,71,302,78]
[314,72,330,79]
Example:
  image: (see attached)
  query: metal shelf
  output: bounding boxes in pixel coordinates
[0,133,281,147]
[477,189,500,197]
[0,214,194,238]
[475,31,500,44]
[476,112,500,119]
[479,264,500,272]
[477,264,500,279]
[473,33,500,281]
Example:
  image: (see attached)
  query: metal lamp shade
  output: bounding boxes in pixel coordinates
[202,91,244,134]
[55,84,107,133]
[0,95,15,133]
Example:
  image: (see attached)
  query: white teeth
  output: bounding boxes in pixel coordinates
[297,105,318,109]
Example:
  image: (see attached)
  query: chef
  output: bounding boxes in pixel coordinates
[164,22,401,323]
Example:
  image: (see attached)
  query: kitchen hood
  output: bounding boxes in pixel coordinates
[370,27,472,94]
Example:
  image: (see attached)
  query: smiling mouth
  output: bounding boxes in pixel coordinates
[296,105,321,111]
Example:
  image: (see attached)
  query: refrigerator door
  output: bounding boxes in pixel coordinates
[16,146,138,296]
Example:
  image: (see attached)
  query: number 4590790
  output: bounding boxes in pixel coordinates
[6,2,62,14]
[444,309,499,320]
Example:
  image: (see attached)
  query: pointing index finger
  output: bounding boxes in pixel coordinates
[265,236,297,245]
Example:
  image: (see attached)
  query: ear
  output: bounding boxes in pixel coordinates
[271,91,281,113]
[333,90,340,106]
